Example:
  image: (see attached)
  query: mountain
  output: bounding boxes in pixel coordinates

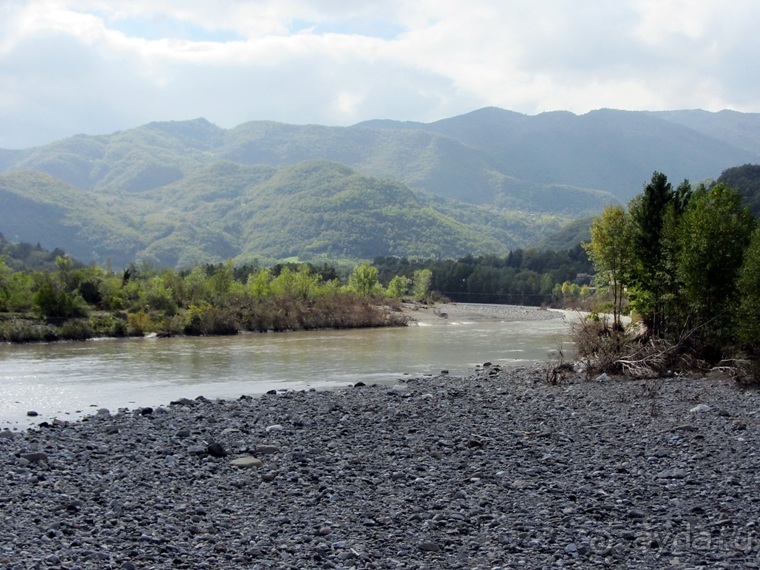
[0,161,563,267]
[716,163,760,216]
[1,107,759,266]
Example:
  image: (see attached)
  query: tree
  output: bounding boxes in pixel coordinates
[386,275,411,299]
[677,183,755,346]
[627,172,692,335]
[348,264,381,297]
[583,205,633,330]
[412,268,433,302]
[737,228,760,348]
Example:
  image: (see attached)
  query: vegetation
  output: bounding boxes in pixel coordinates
[0,162,566,267]
[5,111,760,268]
[0,234,599,343]
[577,171,760,383]
[373,246,593,307]
[0,253,415,343]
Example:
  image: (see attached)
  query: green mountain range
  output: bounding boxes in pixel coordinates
[1,107,758,267]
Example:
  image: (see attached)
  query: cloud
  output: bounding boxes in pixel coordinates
[1,0,759,148]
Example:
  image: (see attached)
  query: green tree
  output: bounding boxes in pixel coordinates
[348,264,381,297]
[412,268,433,302]
[677,184,755,345]
[627,172,692,335]
[33,275,87,319]
[583,204,633,330]
[247,269,272,300]
[737,228,760,348]
[386,275,411,299]
[0,257,11,311]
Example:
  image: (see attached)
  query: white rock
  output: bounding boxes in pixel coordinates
[689,404,711,413]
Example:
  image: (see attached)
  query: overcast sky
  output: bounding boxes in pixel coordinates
[2,0,759,148]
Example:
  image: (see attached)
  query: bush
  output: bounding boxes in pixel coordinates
[127,311,153,336]
[0,319,57,343]
[89,313,128,337]
[184,303,239,336]
[58,320,94,341]
[34,279,87,319]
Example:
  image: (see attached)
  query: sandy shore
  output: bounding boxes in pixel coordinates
[1,365,758,569]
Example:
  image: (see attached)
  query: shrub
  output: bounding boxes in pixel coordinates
[184,302,239,336]
[58,320,94,341]
[127,311,153,336]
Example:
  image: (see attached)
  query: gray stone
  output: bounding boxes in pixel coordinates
[418,541,441,552]
[230,456,263,468]
[657,468,687,479]
[255,444,279,455]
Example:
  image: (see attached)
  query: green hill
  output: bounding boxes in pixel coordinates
[2,107,759,266]
[0,162,565,267]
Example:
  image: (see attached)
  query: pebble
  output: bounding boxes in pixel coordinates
[0,369,757,568]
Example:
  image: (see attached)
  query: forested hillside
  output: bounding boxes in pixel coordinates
[0,161,563,267]
[1,107,759,266]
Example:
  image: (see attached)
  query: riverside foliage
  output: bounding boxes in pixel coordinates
[0,259,417,342]
[580,172,760,381]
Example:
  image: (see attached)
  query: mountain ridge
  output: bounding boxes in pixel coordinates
[1,107,759,266]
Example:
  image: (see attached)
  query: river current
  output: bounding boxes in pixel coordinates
[0,317,571,427]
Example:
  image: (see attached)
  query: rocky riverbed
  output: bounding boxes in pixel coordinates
[1,367,759,569]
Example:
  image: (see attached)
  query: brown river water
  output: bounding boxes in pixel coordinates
[0,317,571,427]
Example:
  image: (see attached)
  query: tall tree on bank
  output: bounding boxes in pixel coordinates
[583,205,632,330]
[677,183,755,350]
[737,228,760,352]
[627,172,692,337]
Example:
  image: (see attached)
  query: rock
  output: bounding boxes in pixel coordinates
[175,429,191,438]
[689,404,711,413]
[418,541,442,552]
[207,443,228,458]
[230,456,263,468]
[0,430,14,439]
[657,468,687,479]
[26,410,38,417]
[266,424,284,432]
[254,444,279,455]
[596,373,611,382]
[170,398,197,406]
[353,382,366,387]
[139,407,153,416]
[21,452,48,464]
[187,444,207,456]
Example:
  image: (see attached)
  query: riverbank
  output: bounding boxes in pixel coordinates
[2,367,758,568]
[400,302,565,326]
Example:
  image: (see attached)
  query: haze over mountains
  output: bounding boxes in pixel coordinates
[0,107,758,268]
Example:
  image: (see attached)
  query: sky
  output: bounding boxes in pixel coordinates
[2,0,759,149]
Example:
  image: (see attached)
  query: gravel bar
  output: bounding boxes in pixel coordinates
[1,367,759,569]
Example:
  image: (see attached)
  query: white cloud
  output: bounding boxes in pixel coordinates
[1,0,759,148]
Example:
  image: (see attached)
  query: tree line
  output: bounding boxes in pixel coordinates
[582,171,760,376]
[373,246,593,306]
[0,253,442,342]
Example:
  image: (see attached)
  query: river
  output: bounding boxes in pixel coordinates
[0,317,572,427]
